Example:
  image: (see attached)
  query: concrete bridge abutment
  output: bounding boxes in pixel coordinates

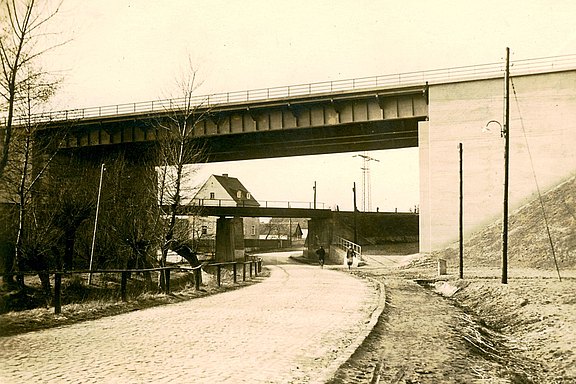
[419,71,576,252]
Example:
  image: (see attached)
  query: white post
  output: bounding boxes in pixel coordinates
[88,163,105,285]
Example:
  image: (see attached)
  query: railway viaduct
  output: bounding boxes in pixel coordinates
[23,55,576,253]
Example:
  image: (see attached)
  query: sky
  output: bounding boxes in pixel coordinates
[37,0,576,211]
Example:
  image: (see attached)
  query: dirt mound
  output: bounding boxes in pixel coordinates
[448,278,576,382]
[432,175,576,270]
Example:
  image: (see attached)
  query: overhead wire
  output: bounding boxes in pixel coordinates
[510,78,562,281]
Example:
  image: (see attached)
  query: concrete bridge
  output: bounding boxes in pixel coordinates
[27,54,576,252]
[176,200,418,262]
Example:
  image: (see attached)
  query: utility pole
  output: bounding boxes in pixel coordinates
[313,181,316,209]
[459,143,464,279]
[502,47,511,285]
[353,182,358,244]
[353,152,379,211]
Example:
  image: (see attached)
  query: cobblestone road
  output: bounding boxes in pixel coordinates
[0,264,379,383]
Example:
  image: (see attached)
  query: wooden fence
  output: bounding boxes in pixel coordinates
[4,259,263,314]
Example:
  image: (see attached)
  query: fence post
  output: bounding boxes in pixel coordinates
[254,261,258,277]
[217,265,222,287]
[194,268,201,290]
[53,272,62,314]
[121,271,128,302]
[250,262,253,278]
[165,269,171,294]
[258,260,262,273]
[243,263,247,281]
[233,263,237,283]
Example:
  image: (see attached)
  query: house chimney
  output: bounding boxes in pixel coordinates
[222,173,228,177]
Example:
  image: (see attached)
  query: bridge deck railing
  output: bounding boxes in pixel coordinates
[189,198,325,210]
[5,54,576,126]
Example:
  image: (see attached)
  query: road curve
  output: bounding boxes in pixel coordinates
[0,263,380,383]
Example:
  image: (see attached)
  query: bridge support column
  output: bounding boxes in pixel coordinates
[215,217,245,262]
[307,217,333,259]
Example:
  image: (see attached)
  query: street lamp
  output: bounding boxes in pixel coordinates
[483,48,510,285]
[481,48,510,285]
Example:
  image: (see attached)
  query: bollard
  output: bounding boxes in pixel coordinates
[254,261,258,277]
[438,259,447,275]
[217,265,221,287]
[121,271,128,302]
[53,272,62,314]
[250,262,253,278]
[258,260,262,273]
[243,263,247,281]
[233,263,237,283]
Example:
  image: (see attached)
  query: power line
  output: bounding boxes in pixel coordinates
[511,78,562,281]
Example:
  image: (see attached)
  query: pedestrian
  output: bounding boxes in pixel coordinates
[316,246,326,268]
[346,247,354,270]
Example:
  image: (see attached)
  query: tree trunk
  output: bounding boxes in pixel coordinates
[63,229,76,270]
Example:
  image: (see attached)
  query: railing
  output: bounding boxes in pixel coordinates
[5,53,576,126]
[190,198,326,209]
[207,257,262,287]
[3,258,262,314]
[337,236,362,259]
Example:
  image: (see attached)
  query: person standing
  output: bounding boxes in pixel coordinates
[346,247,354,270]
[316,246,326,268]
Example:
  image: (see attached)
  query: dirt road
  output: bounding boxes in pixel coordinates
[328,266,546,383]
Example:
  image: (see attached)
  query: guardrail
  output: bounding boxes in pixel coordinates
[4,257,263,314]
[5,53,576,126]
[191,198,325,209]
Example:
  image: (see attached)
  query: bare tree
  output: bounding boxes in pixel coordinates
[154,64,208,290]
[0,0,64,179]
[2,68,63,288]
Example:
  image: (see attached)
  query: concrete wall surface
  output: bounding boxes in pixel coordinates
[420,70,576,252]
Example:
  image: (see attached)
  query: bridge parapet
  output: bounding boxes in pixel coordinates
[8,54,576,126]
[189,198,325,209]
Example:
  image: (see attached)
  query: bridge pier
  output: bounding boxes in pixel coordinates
[307,217,333,258]
[215,217,245,262]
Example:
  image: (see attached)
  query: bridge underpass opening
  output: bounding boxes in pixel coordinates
[181,148,420,261]
[186,148,420,214]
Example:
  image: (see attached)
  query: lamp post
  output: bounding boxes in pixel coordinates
[483,47,510,284]
[88,163,105,285]
[502,47,511,284]
[458,142,463,279]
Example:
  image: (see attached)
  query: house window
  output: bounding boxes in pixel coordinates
[251,225,256,235]
[201,225,208,235]
[209,192,215,199]
[247,192,251,199]
[237,191,242,199]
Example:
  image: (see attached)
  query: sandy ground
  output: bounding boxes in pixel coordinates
[327,254,576,383]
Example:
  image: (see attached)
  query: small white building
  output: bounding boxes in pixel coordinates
[191,174,260,240]
[193,174,260,208]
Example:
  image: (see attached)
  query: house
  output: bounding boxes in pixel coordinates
[190,174,260,249]
[193,174,260,207]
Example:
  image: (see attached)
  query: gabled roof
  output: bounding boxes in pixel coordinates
[210,174,260,207]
